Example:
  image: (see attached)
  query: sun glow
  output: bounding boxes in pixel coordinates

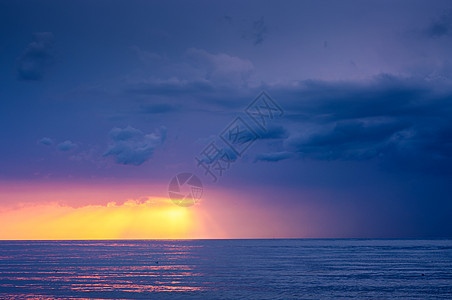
[0,198,198,240]
[0,181,304,239]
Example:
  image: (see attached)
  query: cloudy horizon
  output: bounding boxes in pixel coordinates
[1,0,451,239]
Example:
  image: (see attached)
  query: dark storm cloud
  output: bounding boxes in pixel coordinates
[103,126,166,166]
[257,76,452,173]
[279,75,440,122]
[17,32,54,80]
[286,119,409,161]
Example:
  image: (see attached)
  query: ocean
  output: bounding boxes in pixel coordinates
[0,239,451,299]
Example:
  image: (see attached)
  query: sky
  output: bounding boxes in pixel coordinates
[0,0,451,239]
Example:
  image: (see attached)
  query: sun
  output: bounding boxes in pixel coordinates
[0,198,198,240]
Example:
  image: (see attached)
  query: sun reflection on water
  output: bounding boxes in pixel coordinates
[0,240,214,297]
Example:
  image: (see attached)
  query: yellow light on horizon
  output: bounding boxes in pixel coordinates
[0,198,198,240]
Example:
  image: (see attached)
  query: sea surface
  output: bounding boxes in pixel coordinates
[0,239,451,299]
